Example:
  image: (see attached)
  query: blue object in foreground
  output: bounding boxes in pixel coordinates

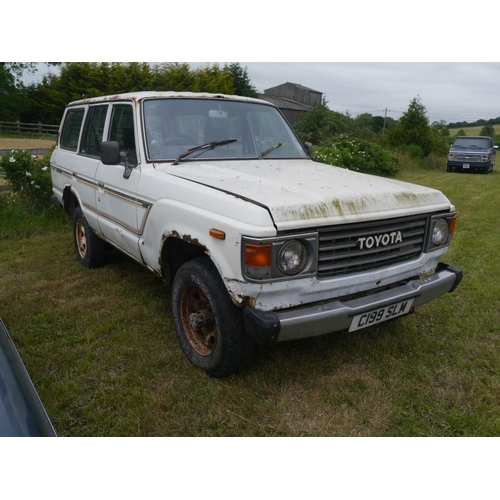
[0,319,56,437]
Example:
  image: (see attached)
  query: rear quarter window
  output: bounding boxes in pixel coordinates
[60,108,85,151]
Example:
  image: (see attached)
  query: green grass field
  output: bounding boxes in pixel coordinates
[1,162,500,436]
[448,124,498,136]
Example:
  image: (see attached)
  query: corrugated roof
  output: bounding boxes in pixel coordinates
[258,94,312,112]
[280,82,322,94]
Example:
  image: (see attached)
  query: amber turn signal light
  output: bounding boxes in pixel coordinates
[449,217,456,234]
[209,228,226,240]
[244,243,272,267]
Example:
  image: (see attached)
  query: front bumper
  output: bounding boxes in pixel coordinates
[447,161,490,171]
[242,263,463,345]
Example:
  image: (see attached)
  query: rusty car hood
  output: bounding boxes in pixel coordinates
[165,159,452,230]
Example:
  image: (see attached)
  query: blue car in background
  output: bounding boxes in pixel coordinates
[0,319,56,437]
[447,136,497,174]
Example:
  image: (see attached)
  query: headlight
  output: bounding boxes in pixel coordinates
[277,240,308,275]
[432,218,449,246]
[242,233,317,282]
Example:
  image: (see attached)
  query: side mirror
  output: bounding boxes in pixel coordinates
[304,142,313,157]
[100,141,134,179]
[100,141,121,165]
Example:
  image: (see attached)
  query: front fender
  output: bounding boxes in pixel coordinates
[138,195,275,302]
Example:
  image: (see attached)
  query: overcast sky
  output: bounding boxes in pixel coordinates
[226,62,500,123]
[9,2,500,126]
[24,62,499,124]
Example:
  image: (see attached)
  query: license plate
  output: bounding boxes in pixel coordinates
[463,163,470,169]
[349,299,414,332]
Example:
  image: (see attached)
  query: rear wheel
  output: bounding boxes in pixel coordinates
[73,207,107,268]
[172,257,255,377]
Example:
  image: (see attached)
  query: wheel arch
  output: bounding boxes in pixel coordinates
[159,233,208,284]
[62,185,82,217]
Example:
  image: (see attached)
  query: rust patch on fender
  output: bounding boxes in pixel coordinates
[182,234,200,246]
[238,295,256,308]
[160,230,209,264]
[166,230,202,247]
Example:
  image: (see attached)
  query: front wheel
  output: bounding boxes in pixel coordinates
[171,257,255,377]
[73,207,107,268]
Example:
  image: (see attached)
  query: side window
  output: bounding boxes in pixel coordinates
[109,104,137,166]
[60,108,85,151]
[80,105,108,157]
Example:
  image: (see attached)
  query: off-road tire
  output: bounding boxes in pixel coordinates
[73,206,107,268]
[172,256,255,377]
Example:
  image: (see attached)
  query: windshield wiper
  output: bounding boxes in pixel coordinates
[259,142,282,159]
[173,139,237,165]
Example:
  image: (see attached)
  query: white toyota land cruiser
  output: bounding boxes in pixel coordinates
[50,91,463,377]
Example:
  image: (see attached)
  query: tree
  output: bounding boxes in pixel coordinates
[1,63,41,81]
[387,96,434,156]
[191,63,235,94]
[156,63,195,91]
[293,98,352,145]
[0,64,26,120]
[431,120,450,137]
[371,115,397,135]
[13,62,261,124]
[0,63,59,121]
[228,63,258,97]
[352,113,379,140]
[480,124,495,137]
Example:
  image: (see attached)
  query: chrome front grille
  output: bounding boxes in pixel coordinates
[317,215,429,278]
[453,154,481,161]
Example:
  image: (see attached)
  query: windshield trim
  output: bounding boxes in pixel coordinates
[141,97,309,163]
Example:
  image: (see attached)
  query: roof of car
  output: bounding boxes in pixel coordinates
[67,91,269,107]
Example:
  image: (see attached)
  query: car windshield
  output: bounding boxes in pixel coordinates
[453,137,490,149]
[143,98,308,162]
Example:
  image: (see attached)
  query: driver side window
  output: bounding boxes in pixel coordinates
[80,105,108,157]
[109,104,137,166]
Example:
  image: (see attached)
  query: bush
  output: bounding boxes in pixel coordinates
[397,144,424,159]
[0,148,54,210]
[312,134,399,177]
[292,101,352,145]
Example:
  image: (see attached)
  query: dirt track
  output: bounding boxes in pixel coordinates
[0,138,56,150]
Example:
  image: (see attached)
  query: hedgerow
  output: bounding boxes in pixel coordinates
[312,135,399,177]
[0,148,54,209]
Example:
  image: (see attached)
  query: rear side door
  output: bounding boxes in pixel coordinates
[51,105,108,231]
[95,103,144,261]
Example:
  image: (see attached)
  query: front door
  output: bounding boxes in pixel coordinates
[95,103,144,261]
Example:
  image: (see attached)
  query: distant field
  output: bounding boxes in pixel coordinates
[0,137,56,150]
[447,125,498,136]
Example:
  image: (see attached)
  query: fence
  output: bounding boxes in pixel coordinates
[0,120,59,136]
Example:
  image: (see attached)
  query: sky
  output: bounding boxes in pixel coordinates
[226,62,500,124]
[8,2,500,126]
[22,62,500,125]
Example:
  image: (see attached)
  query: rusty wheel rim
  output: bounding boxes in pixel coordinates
[179,284,218,356]
[75,219,87,259]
